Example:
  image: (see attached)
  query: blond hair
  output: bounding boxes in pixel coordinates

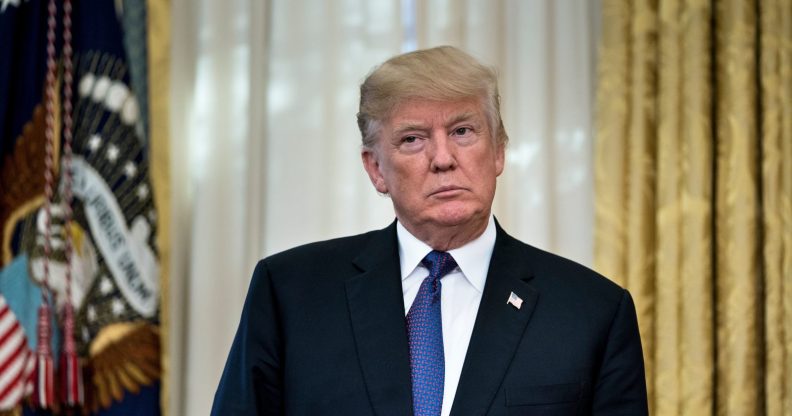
[357,46,508,149]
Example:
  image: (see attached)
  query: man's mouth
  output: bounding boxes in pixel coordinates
[430,186,465,197]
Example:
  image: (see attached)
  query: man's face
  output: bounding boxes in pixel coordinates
[362,98,505,235]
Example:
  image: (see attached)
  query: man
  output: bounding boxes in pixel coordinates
[211,46,648,415]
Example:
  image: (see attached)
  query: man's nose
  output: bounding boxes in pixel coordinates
[429,134,457,172]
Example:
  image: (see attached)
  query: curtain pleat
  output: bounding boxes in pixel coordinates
[625,0,659,411]
[146,0,171,413]
[594,0,630,282]
[760,0,792,415]
[595,0,791,414]
[715,0,763,414]
[655,0,684,413]
[671,0,715,413]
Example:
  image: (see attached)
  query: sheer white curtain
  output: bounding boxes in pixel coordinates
[169,1,269,415]
[169,1,599,414]
[263,2,402,254]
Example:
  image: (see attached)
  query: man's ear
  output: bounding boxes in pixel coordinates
[361,149,388,194]
[495,142,505,176]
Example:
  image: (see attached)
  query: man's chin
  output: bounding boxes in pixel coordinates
[425,207,487,228]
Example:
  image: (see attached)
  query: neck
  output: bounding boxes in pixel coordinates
[399,214,490,252]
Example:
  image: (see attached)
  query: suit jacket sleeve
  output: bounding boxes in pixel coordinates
[593,289,648,415]
[211,260,283,415]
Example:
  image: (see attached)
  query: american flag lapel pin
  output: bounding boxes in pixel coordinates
[507,291,523,309]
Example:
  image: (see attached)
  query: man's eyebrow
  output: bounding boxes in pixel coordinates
[391,122,429,134]
[447,112,478,126]
[391,112,480,135]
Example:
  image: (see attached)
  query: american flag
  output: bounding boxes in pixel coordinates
[0,294,34,410]
[507,291,523,310]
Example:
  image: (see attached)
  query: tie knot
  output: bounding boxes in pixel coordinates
[421,251,457,279]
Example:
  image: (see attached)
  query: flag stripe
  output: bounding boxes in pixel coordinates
[0,356,28,407]
[0,296,33,410]
[0,305,16,336]
[0,378,25,409]
[0,318,21,346]
[0,335,26,377]
[0,323,25,361]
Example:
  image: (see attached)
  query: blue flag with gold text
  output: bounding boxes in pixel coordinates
[0,0,162,414]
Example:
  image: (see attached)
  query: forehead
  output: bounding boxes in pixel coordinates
[385,98,486,129]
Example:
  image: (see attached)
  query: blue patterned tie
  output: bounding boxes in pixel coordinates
[406,250,457,416]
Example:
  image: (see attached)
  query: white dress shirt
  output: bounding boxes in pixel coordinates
[397,216,496,416]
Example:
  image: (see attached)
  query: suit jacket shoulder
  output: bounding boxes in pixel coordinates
[262,222,396,281]
[460,225,647,415]
[212,222,410,416]
[508,232,626,309]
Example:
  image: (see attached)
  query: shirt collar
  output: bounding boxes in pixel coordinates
[396,216,496,293]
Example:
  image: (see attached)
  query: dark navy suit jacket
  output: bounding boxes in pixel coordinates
[211,221,648,415]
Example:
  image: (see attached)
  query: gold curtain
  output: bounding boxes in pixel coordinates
[147,0,171,414]
[595,0,791,415]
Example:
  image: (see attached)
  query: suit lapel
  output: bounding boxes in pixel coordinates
[450,224,538,415]
[346,222,413,416]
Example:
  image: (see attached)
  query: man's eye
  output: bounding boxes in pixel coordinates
[453,127,471,136]
[402,136,418,143]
